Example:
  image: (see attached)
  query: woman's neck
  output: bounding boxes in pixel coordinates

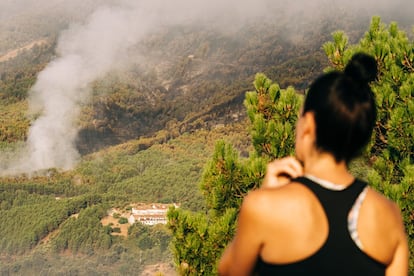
[303,152,354,186]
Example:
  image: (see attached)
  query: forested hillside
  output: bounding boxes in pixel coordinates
[3,0,386,155]
[1,21,333,155]
[0,1,413,275]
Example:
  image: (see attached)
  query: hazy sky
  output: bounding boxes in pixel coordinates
[1,0,413,31]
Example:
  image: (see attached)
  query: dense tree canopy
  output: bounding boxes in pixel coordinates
[168,74,302,275]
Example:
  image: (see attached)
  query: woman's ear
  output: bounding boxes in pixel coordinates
[301,112,317,144]
[295,111,316,162]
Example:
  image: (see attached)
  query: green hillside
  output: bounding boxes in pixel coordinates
[0,4,413,275]
[0,123,250,274]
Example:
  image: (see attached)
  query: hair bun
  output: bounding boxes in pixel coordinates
[344,53,377,84]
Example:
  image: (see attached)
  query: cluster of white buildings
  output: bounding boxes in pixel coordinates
[127,203,178,226]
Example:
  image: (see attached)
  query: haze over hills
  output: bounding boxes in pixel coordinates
[0,0,413,274]
[2,0,413,175]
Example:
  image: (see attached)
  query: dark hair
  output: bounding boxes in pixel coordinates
[302,53,377,163]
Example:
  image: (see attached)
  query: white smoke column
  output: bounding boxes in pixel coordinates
[20,5,158,173]
[6,0,274,174]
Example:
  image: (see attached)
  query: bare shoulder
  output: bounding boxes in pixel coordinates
[362,187,405,237]
[241,183,328,263]
[359,186,407,265]
[241,183,314,222]
[364,187,403,221]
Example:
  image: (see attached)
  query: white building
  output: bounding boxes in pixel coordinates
[128,203,177,226]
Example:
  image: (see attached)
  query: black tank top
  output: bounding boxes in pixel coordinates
[254,177,386,276]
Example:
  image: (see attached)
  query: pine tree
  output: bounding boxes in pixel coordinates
[168,76,302,275]
[169,16,414,274]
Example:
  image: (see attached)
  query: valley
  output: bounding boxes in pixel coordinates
[0,1,413,275]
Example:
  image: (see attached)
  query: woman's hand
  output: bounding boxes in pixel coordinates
[261,157,303,188]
